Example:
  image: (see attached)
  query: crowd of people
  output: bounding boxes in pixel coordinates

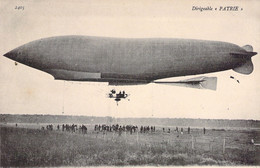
[40,123,206,135]
[42,124,54,130]
[42,124,88,134]
[94,124,157,134]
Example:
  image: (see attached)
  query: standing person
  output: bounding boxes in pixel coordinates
[203,127,206,134]
[130,127,133,135]
[188,127,190,134]
[119,126,122,136]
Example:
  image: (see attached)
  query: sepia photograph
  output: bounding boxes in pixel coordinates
[0,0,260,167]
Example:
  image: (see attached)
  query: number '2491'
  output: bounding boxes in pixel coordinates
[15,6,24,10]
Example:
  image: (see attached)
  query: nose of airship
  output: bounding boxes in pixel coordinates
[3,49,20,61]
[3,45,44,69]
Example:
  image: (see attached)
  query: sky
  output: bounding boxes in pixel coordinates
[0,0,260,120]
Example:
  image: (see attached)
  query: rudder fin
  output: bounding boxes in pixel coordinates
[233,58,254,75]
[242,45,253,52]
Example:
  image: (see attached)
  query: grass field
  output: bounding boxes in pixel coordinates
[1,124,260,166]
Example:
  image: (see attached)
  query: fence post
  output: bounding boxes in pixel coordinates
[136,131,139,144]
[192,136,194,150]
[223,137,225,154]
[125,131,127,143]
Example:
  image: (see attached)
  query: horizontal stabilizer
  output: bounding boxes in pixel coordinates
[154,76,217,91]
[233,58,254,75]
[230,52,257,58]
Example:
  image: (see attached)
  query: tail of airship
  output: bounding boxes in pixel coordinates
[232,45,257,75]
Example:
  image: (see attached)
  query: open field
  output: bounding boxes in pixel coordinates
[1,123,260,166]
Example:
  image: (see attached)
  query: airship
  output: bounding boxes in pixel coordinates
[3,36,257,90]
